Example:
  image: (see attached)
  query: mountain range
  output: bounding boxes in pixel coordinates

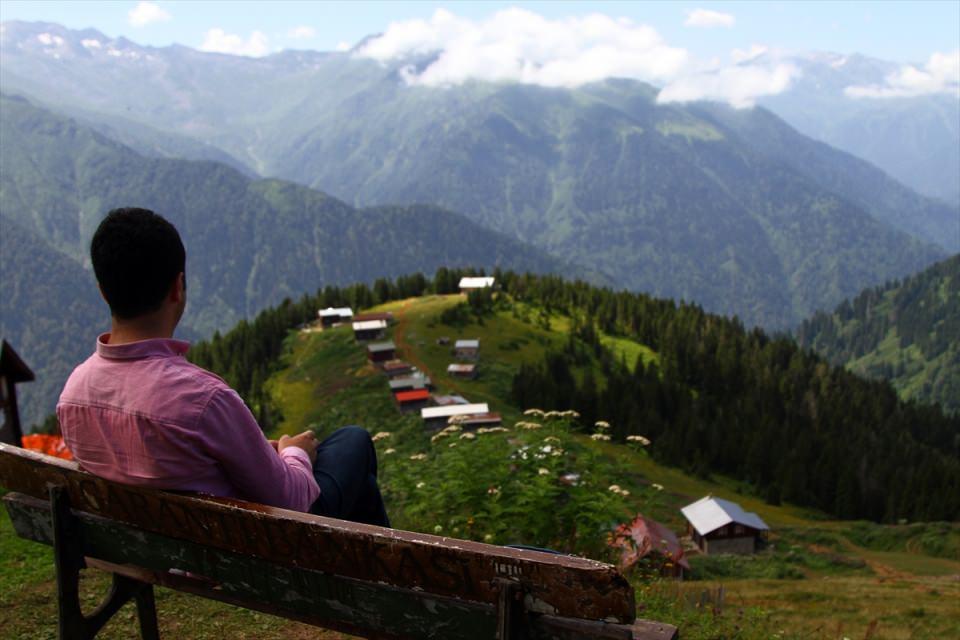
[0,93,567,424]
[1,21,955,331]
[797,254,959,414]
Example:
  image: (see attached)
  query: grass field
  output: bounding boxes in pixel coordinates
[3,293,958,639]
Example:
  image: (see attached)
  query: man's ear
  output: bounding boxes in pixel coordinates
[169,272,186,303]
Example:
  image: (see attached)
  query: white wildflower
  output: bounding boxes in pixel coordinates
[371,431,392,442]
[487,486,501,496]
[416,481,426,489]
[434,525,443,534]
[409,453,428,461]
[523,408,544,417]
[652,483,664,491]
[383,448,397,455]
[626,435,651,446]
[594,420,611,430]
[608,484,622,493]
[460,432,476,440]
[543,436,561,443]
[483,533,494,543]
[538,468,551,476]
[442,424,463,433]
[590,433,611,441]
[449,442,458,448]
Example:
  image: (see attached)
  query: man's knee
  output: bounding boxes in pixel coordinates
[335,425,373,445]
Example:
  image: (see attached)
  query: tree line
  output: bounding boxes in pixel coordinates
[501,272,960,523]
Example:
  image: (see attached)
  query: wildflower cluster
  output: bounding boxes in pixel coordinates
[590,433,611,441]
[608,484,631,497]
[626,435,651,446]
[371,431,392,442]
[514,421,543,430]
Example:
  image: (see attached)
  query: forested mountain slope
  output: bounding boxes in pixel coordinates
[797,255,960,414]
[0,94,569,424]
[1,21,951,329]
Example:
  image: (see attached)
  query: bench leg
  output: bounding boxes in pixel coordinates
[50,486,161,640]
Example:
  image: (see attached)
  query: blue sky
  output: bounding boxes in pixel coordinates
[2,1,958,64]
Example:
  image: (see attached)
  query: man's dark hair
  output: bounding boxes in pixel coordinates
[91,208,186,319]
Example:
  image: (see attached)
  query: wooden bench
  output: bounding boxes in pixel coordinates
[0,443,678,639]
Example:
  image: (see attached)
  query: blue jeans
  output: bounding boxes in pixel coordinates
[309,426,390,527]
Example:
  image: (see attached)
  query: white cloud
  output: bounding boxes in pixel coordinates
[359,8,689,88]
[845,50,960,98]
[335,41,351,52]
[288,26,315,39]
[200,28,270,57]
[658,62,799,109]
[128,1,171,28]
[355,8,794,107]
[684,9,735,29]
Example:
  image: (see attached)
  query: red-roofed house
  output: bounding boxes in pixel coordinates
[394,388,430,413]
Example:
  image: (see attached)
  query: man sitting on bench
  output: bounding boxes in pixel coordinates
[57,207,389,527]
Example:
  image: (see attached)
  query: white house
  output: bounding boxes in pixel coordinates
[681,496,770,555]
[459,277,496,292]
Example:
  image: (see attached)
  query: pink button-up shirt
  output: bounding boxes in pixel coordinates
[57,334,320,512]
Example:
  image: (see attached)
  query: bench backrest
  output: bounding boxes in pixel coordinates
[0,443,641,634]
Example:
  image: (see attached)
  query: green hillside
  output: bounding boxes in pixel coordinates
[252,287,960,637]
[5,276,960,639]
[797,255,960,414]
[0,94,571,425]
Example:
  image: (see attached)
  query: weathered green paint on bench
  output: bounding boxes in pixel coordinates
[5,492,678,640]
[0,444,635,623]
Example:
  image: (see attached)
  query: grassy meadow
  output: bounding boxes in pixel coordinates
[2,293,958,638]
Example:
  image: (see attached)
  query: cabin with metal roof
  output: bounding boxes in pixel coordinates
[394,389,431,414]
[381,360,414,378]
[353,319,387,341]
[389,376,432,393]
[453,339,480,361]
[447,363,477,379]
[458,277,496,292]
[431,394,470,407]
[458,413,502,430]
[366,341,396,364]
[317,307,354,327]
[0,340,34,446]
[421,403,490,429]
[681,496,770,555]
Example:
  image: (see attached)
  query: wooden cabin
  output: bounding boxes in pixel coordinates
[458,277,495,293]
[453,339,480,361]
[447,363,477,380]
[381,360,414,378]
[318,307,353,328]
[681,496,769,555]
[389,376,432,393]
[394,389,431,414]
[421,403,490,430]
[366,341,396,364]
[352,312,394,325]
[458,413,502,430]
[353,319,387,341]
[0,341,34,447]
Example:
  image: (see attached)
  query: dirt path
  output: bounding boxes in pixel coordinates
[391,299,467,396]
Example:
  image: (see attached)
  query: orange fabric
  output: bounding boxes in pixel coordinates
[21,434,74,460]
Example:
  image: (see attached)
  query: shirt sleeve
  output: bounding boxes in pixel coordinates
[197,388,320,512]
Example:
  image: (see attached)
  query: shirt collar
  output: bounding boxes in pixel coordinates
[96,333,191,360]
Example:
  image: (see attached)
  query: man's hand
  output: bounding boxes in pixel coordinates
[278,431,319,464]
